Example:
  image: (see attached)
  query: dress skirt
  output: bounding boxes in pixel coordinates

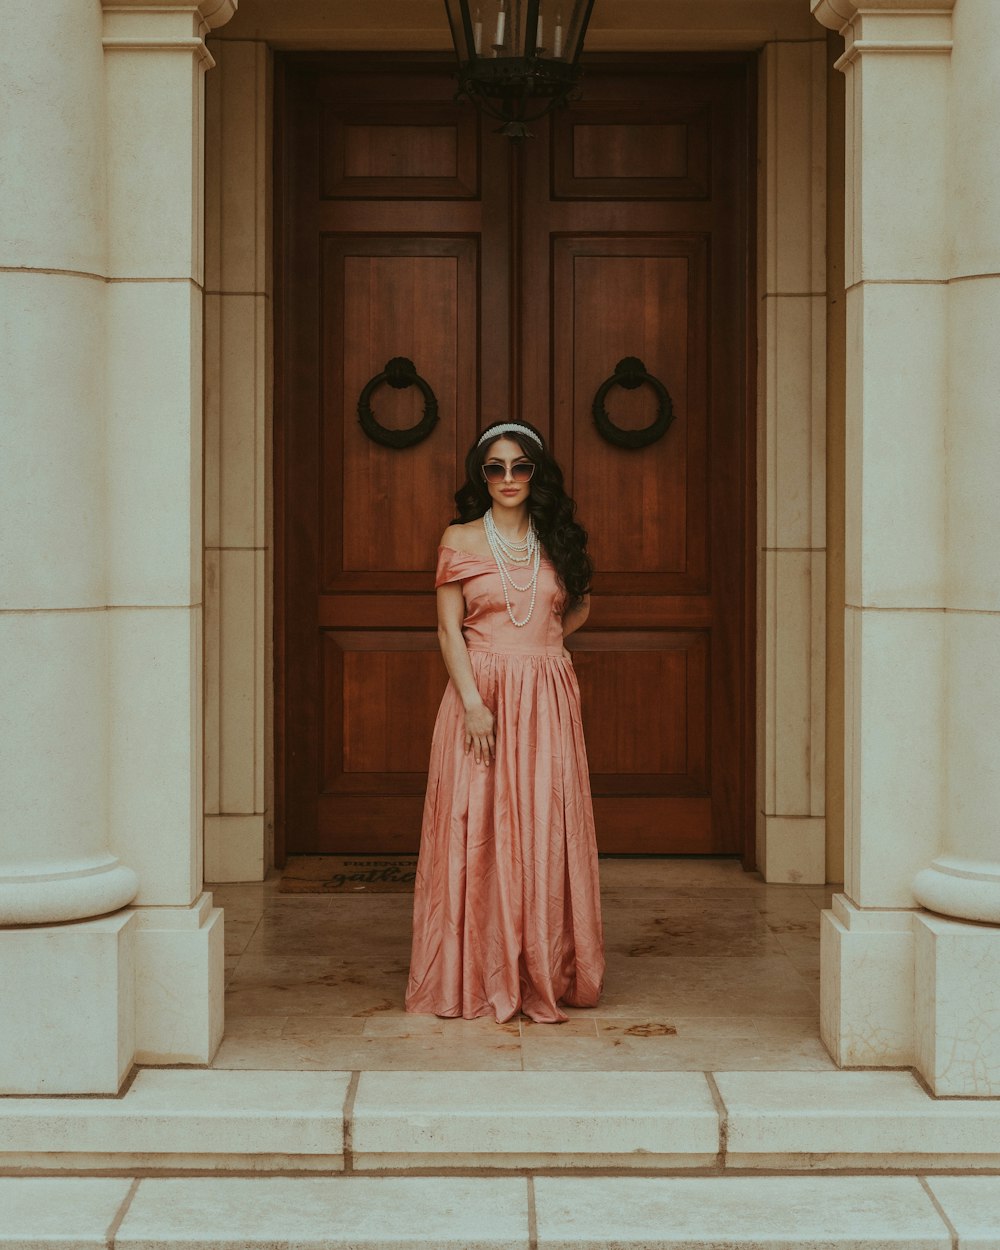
[405,545,605,1024]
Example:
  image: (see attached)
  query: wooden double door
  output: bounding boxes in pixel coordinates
[276,54,754,859]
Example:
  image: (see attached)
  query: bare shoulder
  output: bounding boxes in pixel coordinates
[440,520,488,557]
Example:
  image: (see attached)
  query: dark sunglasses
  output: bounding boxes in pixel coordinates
[482,461,536,485]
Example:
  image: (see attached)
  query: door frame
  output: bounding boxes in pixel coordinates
[270,50,758,870]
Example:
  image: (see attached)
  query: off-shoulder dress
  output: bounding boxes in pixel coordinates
[404,543,605,1023]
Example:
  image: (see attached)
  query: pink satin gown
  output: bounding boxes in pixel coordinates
[405,543,605,1023]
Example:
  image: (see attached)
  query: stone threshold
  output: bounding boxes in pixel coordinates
[4,1173,1000,1247]
[2,1069,1000,1175]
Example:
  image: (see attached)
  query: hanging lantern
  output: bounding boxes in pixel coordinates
[443,0,597,139]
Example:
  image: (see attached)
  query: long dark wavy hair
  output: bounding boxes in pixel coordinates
[454,421,593,609]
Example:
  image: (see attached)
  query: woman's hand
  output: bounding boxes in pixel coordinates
[464,700,495,765]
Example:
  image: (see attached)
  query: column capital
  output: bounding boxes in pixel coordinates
[102,1,237,67]
[813,0,955,71]
[813,0,955,31]
[101,0,237,31]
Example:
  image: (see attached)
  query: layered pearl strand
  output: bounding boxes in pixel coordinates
[484,507,541,627]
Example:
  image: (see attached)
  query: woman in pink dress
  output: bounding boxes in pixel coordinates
[405,420,605,1023]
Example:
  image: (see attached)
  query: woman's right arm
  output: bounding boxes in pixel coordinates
[437,581,495,764]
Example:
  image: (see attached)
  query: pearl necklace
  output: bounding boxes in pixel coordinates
[484,508,541,627]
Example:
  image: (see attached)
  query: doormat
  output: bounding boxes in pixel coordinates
[278,855,418,894]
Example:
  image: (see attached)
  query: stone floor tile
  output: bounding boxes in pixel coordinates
[773,929,821,960]
[243,904,412,959]
[362,1014,520,1038]
[601,887,760,904]
[520,1029,835,1072]
[225,955,410,1017]
[925,1177,1000,1246]
[116,1177,530,1249]
[521,1017,599,1038]
[598,858,763,890]
[755,902,822,929]
[223,918,261,955]
[716,1070,1000,1166]
[282,1015,369,1038]
[601,906,785,958]
[806,884,841,906]
[751,1014,821,1038]
[533,1176,950,1248]
[222,1014,289,1038]
[351,1071,718,1168]
[602,890,761,910]
[789,964,821,990]
[597,1016,758,1040]
[0,1177,134,1247]
[567,954,818,1017]
[212,1032,521,1072]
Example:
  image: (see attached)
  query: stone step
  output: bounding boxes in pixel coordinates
[2,1068,1000,1173]
[4,1174,1000,1247]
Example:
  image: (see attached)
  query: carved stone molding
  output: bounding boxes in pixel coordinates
[102,0,237,67]
[812,0,956,31]
[813,0,955,71]
[102,0,238,30]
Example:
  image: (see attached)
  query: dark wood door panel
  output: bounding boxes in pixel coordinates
[551,234,708,591]
[572,630,708,789]
[321,631,446,796]
[552,101,711,200]
[321,103,480,199]
[320,235,479,592]
[276,54,754,859]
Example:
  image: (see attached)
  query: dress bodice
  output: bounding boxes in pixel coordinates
[435,544,567,655]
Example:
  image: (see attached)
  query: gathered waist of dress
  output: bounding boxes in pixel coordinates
[465,641,567,658]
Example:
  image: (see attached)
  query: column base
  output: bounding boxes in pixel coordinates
[0,893,224,1093]
[822,896,1000,1095]
[913,856,1000,924]
[0,856,139,925]
[915,912,1000,1095]
[820,896,915,1067]
[133,893,224,1065]
[0,912,137,1094]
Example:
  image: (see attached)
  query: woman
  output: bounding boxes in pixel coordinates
[405,420,605,1023]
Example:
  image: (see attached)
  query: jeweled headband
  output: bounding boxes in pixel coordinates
[477,422,544,449]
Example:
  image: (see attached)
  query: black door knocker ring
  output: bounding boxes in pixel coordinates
[591,356,675,450]
[357,356,439,449]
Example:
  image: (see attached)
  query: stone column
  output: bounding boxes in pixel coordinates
[909,0,1000,1094]
[0,0,140,1094]
[816,0,1000,1094]
[0,0,234,1093]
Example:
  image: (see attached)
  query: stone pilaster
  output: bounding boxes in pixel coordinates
[99,0,235,1073]
[757,35,829,884]
[203,37,273,883]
